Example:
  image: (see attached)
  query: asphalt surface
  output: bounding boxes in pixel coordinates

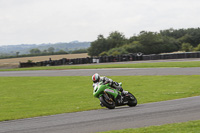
[1,67,200,77]
[0,96,200,133]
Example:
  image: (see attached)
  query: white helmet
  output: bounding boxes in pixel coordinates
[92,73,100,83]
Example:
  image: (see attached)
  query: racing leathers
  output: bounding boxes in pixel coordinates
[93,76,128,105]
[92,76,128,95]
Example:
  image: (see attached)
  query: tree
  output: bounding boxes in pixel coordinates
[87,27,200,56]
[88,32,127,56]
[181,43,193,52]
[43,50,48,53]
[178,34,192,45]
[107,47,128,56]
[57,50,68,54]
[194,44,200,51]
[122,41,144,53]
[128,35,138,43]
[99,51,108,56]
[161,28,200,47]
[48,47,55,53]
[137,31,164,54]
[29,48,41,54]
[16,52,20,57]
[161,36,180,53]
[138,31,163,47]
[88,35,107,56]
[107,31,127,48]
[71,49,87,54]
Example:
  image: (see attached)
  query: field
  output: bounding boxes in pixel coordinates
[1,75,200,121]
[0,53,88,69]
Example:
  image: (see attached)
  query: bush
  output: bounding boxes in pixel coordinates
[181,43,193,52]
[107,47,128,56]
[99,51,108,56]
[123,41,144,53]
[194,44,200,51]
[27,60,33,63]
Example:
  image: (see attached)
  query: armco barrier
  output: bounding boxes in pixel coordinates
[19,52,200,68]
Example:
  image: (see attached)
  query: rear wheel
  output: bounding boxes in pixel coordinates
[127,92,137,107]
[99,94,115,109]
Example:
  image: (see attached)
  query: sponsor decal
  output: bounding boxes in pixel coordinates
[105,89,114,93]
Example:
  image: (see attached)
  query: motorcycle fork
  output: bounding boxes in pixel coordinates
[104,91,114,102]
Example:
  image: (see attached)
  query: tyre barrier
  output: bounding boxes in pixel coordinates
[19,52,200,68]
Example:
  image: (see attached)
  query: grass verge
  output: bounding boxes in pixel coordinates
[1,61,200,71]
[0,75,200,121]
[98,120,200,133]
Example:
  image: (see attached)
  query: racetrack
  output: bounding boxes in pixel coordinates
[1,67,200,77]
[0,59,200,133]
[0,96,200,133]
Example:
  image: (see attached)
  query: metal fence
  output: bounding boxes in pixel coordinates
[19,52,200,68]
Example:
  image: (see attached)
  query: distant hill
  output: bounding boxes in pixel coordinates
[0,41,91,55]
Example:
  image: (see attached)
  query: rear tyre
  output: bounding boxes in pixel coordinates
[99,94,115,109]
[127,92,137,107]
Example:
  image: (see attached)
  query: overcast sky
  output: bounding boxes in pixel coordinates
[0,0,200,46]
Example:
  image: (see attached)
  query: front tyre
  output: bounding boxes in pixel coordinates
[127,92,137,107]
[99,94,115,109]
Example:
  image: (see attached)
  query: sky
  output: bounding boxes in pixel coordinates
[0,0,200,46]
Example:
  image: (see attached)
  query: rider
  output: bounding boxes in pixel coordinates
[92,73,128,96]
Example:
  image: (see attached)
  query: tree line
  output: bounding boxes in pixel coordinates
[29,47,87,55]
[0,47,87,59]
[88,27,200,56]
[29,47,66,55]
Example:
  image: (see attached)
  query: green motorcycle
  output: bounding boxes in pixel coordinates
[93,82,137,109]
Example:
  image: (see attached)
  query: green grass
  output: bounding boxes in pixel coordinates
[1,61,200,71]
[98,120,200,133]
[0,75,200,121]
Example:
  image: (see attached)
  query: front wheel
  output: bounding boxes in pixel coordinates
[127,92,137,107]
[99,94,115,109]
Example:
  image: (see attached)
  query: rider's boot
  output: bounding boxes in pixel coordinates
[118,87,128,96]
[121,90,128,96]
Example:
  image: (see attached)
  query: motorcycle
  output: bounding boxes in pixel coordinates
[93,81,137,109]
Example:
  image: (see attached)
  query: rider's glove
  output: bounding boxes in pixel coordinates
[105,80,113,86]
